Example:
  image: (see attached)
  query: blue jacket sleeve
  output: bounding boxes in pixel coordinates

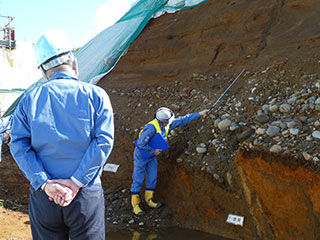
[72,89,114,186]
[170,112,200,131]
[10,97,50,190]
[136,124,156,154]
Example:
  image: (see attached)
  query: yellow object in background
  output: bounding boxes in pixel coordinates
[5,48,15,67]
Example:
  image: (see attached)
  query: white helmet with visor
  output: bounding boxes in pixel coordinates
[155,107,175,124]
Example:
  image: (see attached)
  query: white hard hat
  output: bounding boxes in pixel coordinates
[35,29,73,69]
[155,107,175,123]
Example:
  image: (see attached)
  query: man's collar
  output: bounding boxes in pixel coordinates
[48,71,78,81]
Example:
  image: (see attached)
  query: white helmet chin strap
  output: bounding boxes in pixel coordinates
[168,112,175,124]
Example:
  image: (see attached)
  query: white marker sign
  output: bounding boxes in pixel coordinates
[226,214,244,226]
[103,163,120,173]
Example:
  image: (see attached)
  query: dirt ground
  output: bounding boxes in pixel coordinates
[0,207,31,240]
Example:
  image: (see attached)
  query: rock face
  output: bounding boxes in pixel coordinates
[100,0,320,87]
[97,0,320,238]
[1,0,320,239]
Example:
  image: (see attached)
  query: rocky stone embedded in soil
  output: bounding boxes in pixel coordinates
[312,131,320,139]
[111,71,320,171]
[104,186,174,232]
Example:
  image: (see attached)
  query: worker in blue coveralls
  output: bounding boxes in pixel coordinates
[131,107,208,216]
[10,30,114,240]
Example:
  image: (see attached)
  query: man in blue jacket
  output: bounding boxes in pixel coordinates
[131,107,208,215]
[10,30,114,239]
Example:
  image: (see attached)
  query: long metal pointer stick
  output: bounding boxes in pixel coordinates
[207,68,245,114]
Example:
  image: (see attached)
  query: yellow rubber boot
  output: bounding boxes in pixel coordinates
[145,190,162,208]
[131,194,144,216]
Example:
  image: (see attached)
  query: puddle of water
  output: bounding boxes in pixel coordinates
[106,227,232,240]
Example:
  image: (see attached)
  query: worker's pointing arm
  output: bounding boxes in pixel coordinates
[170,109,208,130]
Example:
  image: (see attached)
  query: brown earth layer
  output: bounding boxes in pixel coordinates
[1,0,320,239]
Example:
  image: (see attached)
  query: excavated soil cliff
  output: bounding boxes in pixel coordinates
[1,0,320,239]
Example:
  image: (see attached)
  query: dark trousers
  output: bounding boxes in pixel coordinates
[29,183,105,240]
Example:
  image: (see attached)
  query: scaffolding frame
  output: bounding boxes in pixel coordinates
[0,14,16,53]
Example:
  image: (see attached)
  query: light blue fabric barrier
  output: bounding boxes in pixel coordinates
[2,0,207,119]
[0,115,13,157]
